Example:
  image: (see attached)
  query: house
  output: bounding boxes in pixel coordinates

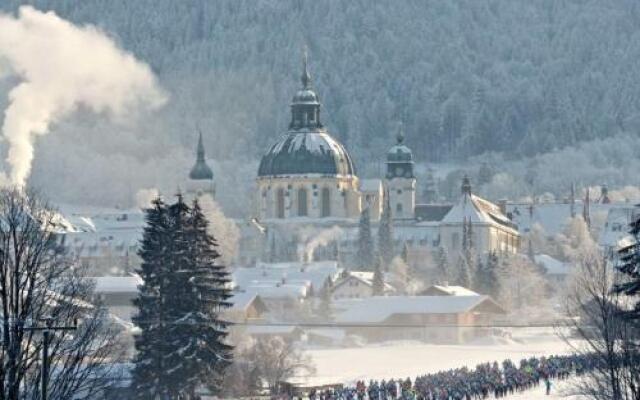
[334,295,506,344]
[330,271,394,300]
[91,275,143,321]
[534,254,572,287]
[420,284,480,297]
[225,291,269,323]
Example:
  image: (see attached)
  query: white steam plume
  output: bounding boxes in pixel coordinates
[0,6,166,187]
[301,226,344,262]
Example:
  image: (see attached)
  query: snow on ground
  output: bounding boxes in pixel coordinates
[299,329,576,387]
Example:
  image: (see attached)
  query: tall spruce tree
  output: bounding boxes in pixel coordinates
[378,193,394,266]
[131,198,171,398]
[372,257,385,296]
[474,251,500,296]
[131,197,233,397]
[454,254,472,288]
[615,212,640,318]
[435,246,450,284]
[357,207,375,270]
[317,277,334,321]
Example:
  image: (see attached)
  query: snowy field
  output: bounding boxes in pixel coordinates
[298,329,583,400]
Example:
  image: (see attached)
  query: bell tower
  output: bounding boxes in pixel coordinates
[384,124,416,219]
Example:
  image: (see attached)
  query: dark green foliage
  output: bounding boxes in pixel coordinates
[372,257,385,296]
[474,251,500,297]
[434,246,450,284]
[131,196,233,397]
[615,212,640,318]
[377,194,394,266]
[357,207,375,270]
[317,277,334,321]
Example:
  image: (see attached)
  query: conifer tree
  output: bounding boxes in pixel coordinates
[435,246,450,284]
[130,198,171,398]
[357,207,375,270]
[372,257,385,296]
[474,251,500,296]
[131,197,233,397]
[615,212,640,318]
[317,277,334,321]
[378,193,394,266]
[454,254,472,288]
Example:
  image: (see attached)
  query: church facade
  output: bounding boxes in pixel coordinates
[242,56,520,267]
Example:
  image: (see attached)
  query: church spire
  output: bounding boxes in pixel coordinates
[289,48,322,130]
[301,46,311,89]
[461,175,472,195]
[189,130,213,180]
[396,122,405,144]
[197,130,206,162]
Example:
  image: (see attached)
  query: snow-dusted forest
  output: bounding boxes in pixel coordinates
[2,0,640,214]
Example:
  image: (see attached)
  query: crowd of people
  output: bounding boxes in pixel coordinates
[307,353,597,400]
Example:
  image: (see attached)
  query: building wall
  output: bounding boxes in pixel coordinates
[331,277,373,300]
[257,176,361,220]
[385,177,416,219]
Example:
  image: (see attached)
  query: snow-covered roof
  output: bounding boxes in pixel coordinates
[598,205,638,248]
[92,275,143,293]
[227,291,268,314]
[442,193,517,232]
[333,271,394,292]
[245,283,308,300]
[534,254,571,276]
[335,296,504,323]
[422,285,479,296]
[506,202,617,236]
[234,261,341,291]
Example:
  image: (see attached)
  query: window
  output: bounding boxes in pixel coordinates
[276,188,285,218]
[298,188,308,216]
[396,203,403,215]
[321,188,331,217]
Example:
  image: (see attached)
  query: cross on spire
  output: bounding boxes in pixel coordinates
[301,46,311,89]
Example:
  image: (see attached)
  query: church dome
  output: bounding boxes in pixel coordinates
[258,52,356,178]
[387,125,413,162]
[258,131,356,177]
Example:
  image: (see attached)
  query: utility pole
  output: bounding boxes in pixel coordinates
[25,317,77,400]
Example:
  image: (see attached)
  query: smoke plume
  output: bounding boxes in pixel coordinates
[0,6,166,187]
[300,226,344,262]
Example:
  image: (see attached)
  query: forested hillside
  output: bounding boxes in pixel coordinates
[1,0,640,210]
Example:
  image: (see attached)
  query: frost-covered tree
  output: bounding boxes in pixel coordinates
[474,251,500,296]
[454,254,472,289]
[356,207,375,270]
[317,277,334,321]
[131,196,233,397]
[377,194,394,266]
[434,246,450,284]
[614,210,640,319]
[372,257,385,296]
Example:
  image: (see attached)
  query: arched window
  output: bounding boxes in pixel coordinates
[276,188,285,219]
[321,188,331,217]
[298,188,308,216]
[396,203,403,216]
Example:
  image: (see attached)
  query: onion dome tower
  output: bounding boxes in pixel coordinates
[384,123,416,219]
[256,51,359,220]
[186,131,215,199]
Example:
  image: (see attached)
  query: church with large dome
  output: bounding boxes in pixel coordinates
[256,54,360,220]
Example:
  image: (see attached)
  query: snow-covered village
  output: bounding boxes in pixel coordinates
[1,1,640,399]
